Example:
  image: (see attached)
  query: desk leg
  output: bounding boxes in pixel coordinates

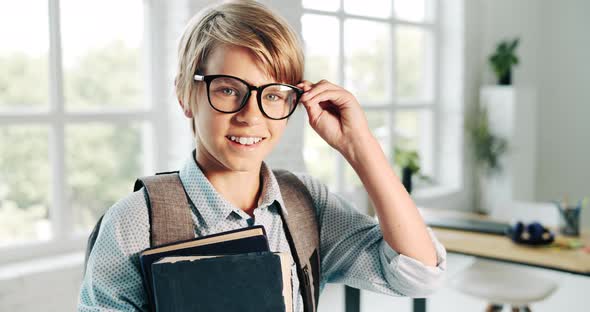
[413,298,426,312]
[345,286,360,312]
[344,286,426,312]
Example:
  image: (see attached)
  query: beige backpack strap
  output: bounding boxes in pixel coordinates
[273,169,321,312]
[134,172,195,247]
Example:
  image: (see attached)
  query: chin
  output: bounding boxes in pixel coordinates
[221,154,264,172]
[225,160,262,172]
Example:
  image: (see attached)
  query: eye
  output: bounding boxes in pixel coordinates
[212,86,241,97]
[221,88,238,96]
[265,93,283,101]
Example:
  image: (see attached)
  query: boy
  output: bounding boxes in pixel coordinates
[78,1,446,311]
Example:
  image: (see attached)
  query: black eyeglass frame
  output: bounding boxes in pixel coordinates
[193,74,304,120]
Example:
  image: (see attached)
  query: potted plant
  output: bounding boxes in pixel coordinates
[393,147,422,194]
[489,38,520,85]
[466,106,508,214]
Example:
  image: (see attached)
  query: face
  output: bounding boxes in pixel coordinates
[187,45,289,173]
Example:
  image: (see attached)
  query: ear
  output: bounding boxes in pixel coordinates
[178,97,194,118]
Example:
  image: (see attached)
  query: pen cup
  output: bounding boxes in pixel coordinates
[558,207,580,237]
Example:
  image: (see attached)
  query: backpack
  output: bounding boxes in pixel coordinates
[84,170,321,312]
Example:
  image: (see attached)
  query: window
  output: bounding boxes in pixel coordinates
[301,0,438,195]
[0,0,153,256]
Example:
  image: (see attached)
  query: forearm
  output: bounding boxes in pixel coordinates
[342,133,437,267]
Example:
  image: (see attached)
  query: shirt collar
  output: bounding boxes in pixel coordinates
[178,150,288,228]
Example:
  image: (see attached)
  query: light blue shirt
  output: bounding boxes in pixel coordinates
[78,151,447,311]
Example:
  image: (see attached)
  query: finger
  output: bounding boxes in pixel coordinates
[301,90,346,127]
[296,80,314,92]
[311,79,335,87]
[299,91,325,121]
[301,81,340,102]
[311,79,338,91]
[299,79,335,93]
[305,89,351,109]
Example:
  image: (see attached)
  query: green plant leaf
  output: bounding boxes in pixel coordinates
[393,147,421,174]
[509,38,520,50]
[489,37,520,83]
[465,106,509,176]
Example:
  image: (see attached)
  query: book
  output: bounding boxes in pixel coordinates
[151,251,293,312]
[139,225,270,310]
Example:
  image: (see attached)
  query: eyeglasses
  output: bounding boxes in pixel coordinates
[193,74,303,120]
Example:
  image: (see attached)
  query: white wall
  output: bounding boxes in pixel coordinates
[472,0,590,227]
[535,0,590,228]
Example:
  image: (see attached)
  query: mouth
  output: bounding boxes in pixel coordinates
[225,135,267,149]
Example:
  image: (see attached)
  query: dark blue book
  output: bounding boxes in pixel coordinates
[139,225,269,310]
[151,251,293,312]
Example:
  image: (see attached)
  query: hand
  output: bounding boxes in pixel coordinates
[297,79,373,157]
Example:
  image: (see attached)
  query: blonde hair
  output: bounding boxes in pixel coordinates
[174,0,304,134]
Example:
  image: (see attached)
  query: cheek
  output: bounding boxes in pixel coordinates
[268,121,288,142]
[193,94,211,131]
[197,111,233,147]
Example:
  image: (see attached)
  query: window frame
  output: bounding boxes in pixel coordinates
[0,0,167,264]
[301,0,442,194]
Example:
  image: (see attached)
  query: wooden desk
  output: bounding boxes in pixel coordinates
[422,208,590,276]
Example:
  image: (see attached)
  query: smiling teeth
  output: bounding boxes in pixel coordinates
[229,136,262,145]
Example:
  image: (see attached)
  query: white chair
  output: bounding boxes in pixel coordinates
[450,259,558,311]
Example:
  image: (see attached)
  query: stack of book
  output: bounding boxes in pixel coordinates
[139,225,293,312]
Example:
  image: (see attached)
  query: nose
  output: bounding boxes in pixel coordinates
[235,91,263,125]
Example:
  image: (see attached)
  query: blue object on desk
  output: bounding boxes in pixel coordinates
[507,221,554,245]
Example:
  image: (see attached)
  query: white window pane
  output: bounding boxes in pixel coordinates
[344,19,391,104]
[0,1,48,110]
[394,110,433,178]
[344,110,391,192]
[344,0,391,18]
[303,123,336,191]
[394,0,435,22]
[0,126,51,246]
[61,0,145,110]
[395,26,433,102]
[302,14,339,83]
[302,0,339,12]
[66,123,144,232]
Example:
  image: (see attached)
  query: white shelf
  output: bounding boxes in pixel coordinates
[478,86,537,218]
